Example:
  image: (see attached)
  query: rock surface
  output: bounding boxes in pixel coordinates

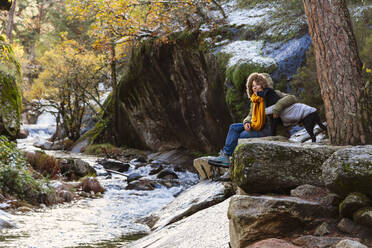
[228,195,327,247]
[128,198,231,248]
[292,235,361,248]
[353,207,372,228]
[141,180,232,230]
[231,140,340,193]
[247,238,300,248]
[322,146,372,198]
[339,192,371,218]
[335,239,368,248]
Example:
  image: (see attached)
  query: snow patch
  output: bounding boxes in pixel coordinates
[221,40,276,68]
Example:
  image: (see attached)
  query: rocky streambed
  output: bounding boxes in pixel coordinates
[0,140,199,248]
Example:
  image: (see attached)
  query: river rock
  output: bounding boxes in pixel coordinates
[228,195,327,247]
[231,141,340,193]
[247,238,301,248]
[339,192,371,218]
[17,128,29,139]
[140,180,232,230]
[337,218,372,241]
[0,210,16,229]
[353,207,372,228]
[292,236,360,248]
[129,198,230,248]
[313,222,332,236]
[57,190,74,202]
[149,164,163,175]
[97,159,130,172]
[33,140,54,150]
[80,177,105,194]
[322,146,372,198]
[126,179,156,191]
[290,184,340,206]
[335,239,368,248]
[59,158,96,179]
[156,169,178,180]
[127,173,143,183]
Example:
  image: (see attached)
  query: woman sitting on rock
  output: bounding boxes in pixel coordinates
[208,72,297,166]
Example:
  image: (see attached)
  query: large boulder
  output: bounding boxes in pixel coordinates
[228,195,327,248]
[140,180,232,230]
[0,37,22,139]
[339,192,371,218]
[98,34,231,153]
[322,146,372,198]
[231,140,340,193]
[129,198,231,248]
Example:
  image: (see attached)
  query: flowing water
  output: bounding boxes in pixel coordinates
[0,112,199,248]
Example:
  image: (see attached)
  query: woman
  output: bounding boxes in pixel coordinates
[208,72,297,166]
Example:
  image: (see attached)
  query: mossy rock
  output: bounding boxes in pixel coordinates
[0,37,22,139]
[225,62,276,122]
[231,141,339,193]
[339,192,371,218]
[322,146,372,198]
[353,207,372,228]
[0,71,21,138]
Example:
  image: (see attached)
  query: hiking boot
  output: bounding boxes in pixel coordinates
[208,150,231,166]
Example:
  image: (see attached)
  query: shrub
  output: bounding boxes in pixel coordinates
[26,151,61,179]
[85,143,121,157]
[0,136,56,205]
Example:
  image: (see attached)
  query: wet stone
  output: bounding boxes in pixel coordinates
[126,179,156,191]
[97,159,130,173]
[127,173,143,183]
[149,164,163,175]
[157,169,178,180]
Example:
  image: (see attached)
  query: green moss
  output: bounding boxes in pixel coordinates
[0,71,22,138]
[0,136,55,205]
[0,37,22,139]
[224,62,276,121]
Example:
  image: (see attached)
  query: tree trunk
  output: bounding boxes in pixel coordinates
[6,0,16,42]
[303,0,372,145]
[110,41,118,144]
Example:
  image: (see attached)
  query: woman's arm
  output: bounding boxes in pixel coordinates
[272,90,297,115]
[243,104,253,124]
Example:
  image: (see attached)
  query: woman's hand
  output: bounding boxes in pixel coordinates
[244,122,251,131]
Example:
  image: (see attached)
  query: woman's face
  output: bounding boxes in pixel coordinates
[252,81,263,93]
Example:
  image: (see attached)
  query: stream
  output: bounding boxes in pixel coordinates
[0,111,199,248]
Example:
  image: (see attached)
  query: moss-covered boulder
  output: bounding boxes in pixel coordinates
[220,41,277,121]
[339,192,371,218]
[231,140,340,193]
[353,207,372,228]
[322,146,372,198]
[102,32,231,153]
[0,37,22,139]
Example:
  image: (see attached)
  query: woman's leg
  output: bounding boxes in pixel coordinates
[222,123,245,156]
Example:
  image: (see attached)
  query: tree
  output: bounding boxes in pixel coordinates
[303,0,372,145]
[26,38,107,141]
[6,0,15,42]
[66,0,219,142]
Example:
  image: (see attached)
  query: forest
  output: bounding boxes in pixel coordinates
[0,0,372,247]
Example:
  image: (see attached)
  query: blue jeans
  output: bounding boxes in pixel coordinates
[222,123,271,155]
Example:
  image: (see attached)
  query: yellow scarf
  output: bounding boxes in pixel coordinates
[250,94,265,131]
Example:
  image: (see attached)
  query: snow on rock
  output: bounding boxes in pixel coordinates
[221,40,276,68]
